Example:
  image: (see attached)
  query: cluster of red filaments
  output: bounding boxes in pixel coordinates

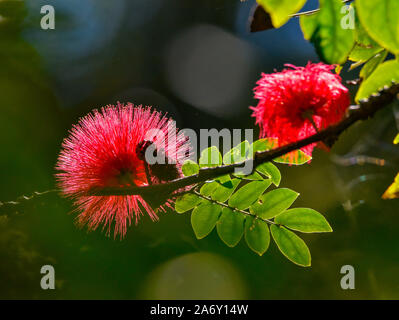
[56,103,191,238]
[251,63,350,155]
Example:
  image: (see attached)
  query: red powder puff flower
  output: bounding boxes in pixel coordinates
[56,103,191,238]
[251,63,350,155]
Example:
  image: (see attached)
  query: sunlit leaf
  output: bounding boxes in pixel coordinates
[356,60,399,102]
[251,138,311,165]
[256,162,281,186]
[357,0,399,54]
[274,152,312,165]
[199,146,222,168]
[349,44,383,64]
[394,133,399,144]
[349,11,383,63]
[233,171,264,181]
[245,216,270,256]
[300,0,355,64]
[258,0,306,28]
[200,181,218,196]
[359,50,388,79]
[228,180,272,210]
[191,202,221,239]
[300,8,318,39]
[199,175,230,197]
[275,208,332,233]
[252,138,276,154]
[175,193,202,213]
[211,179,240,202]
[271,225,311,267]
[223,140,250,164]
[382,173,399,200]
[250,188,299,219]
[181,160,199,176]
[217,207,245,247]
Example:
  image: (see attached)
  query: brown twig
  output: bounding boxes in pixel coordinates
[89,83,399,197]
[0,189,58,209]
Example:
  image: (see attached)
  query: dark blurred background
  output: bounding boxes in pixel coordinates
[0,0,398,299]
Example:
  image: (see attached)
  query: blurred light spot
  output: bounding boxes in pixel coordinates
[79,245,91,253]
[141,252,248,299]
[331,154,387,167]
[22,0,126,106]
[164,24,255,118]
[342,199,365,212]
[24,0,125,61]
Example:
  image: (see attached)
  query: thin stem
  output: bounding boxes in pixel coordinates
[0,189,58,208]
[193,190,276,225]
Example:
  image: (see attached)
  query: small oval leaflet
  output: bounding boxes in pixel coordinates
[275,208,332,233]
[191,202,222,239]
[271,225,311,267]
[245,216,270,256]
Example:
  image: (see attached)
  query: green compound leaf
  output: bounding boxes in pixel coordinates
[191,202,222,239]
[300,0,355,64]
[181,160,199,176]
[175,193,202,213]
[356,60,399,103]
[257,0,306,28]
[228,180,272,210]
[199,146,222,168]
[357,0,399,55]
[275,208,333,233]
[271,225,311,267]
[216,207,245,247]
[250,188,299,219]
[245,216,270,256]
[256,162,281,186]
[359,50,388,79]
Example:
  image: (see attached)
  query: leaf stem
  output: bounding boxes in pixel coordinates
[0,189,58,210]
[192,190,276,225]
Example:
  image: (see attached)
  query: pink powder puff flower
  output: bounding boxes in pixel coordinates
[56,103,191,238]
[251,63,350,155]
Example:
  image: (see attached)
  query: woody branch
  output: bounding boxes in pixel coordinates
[89,83,399,197]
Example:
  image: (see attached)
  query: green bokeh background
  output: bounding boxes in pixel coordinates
[0,0,398,299]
